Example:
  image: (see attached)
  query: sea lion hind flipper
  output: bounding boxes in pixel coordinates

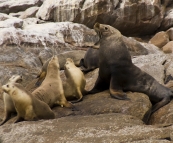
[14,116,24,123]
[70,96,83,103]
[151,96,171,114]
[70,88,83,103]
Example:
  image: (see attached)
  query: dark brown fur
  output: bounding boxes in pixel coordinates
[89,23,173,122]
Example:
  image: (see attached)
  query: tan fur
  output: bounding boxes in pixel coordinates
[2,82,55,123]
[32,55,72,108]
[63,58,86,102]
[0,75,23,125]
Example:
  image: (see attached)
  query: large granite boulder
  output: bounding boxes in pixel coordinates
[36,0,164,36]
[0,114,172,143]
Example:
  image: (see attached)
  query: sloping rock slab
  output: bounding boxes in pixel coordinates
[149,100,173,125]
[0,113,172,143]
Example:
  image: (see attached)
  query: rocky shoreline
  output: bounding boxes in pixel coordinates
[0,0,173,142]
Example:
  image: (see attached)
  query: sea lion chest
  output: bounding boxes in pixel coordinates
[98,37,132,81]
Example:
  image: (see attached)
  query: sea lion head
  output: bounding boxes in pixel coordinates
[9,75,23,83]
[48,55,60,70]
[64,58,74,70]
[94,23,121,38]
[2,83,14,93]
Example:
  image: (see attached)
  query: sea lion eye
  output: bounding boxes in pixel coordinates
[105,27,108,30]
[7,85,9,87]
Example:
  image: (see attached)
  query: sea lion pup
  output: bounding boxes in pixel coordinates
[80,48,99,73]
[63,58,86,103]
[32,55,72,108]
[2,82,55,123]
[89,23,173,117]
[36,50,85,86]
[0,75,23,126]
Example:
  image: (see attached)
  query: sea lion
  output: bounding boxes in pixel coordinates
[89,23,173,119]
[80,47,99,73]
[63,58,86,103]
[0,75,23,126]
[36,50,86,86]
[32,55,72,108]
[2,82,55,123]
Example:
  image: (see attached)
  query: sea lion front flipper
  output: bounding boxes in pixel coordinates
[70,88,83,103]
[0,111,11,126]
[110,76,130,100]
[88,76,109,94]
[14,116,24,123]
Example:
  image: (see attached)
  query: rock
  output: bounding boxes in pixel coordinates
[149,100,173,125]
[9,12,23,18]
[166,27,173,41]
[37,0,163,36]
[0,22,98,48]
[0,17,23,28]
[164,56,173,83]
[123,36,148,56]
[39,50,86,69]
[160,6,173,31]
[22,18,43,28]
[140,42,162,54]
[111,0,163,36]
[162,41,173,53]
[36,0,56,21]
[0,114,172,142]
[0,0,43,14]
[132,53,171,84]
[149,31,169,49]
[0,13,13,21]
[19,7,39,19]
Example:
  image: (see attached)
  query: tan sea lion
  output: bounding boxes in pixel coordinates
[63,58,86,103]
[88,23,173,121]
[36,50,86,86]
[0,75,23,126]
[32,55,72,108]
[2,82,55,123]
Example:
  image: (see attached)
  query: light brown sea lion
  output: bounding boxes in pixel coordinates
[36,50,86,86]
[2,82,55,123]
[88,23,173,121]
[63,58,86,103]
[80,47,99,73]
[32,55,72,108]
[0,75,23,126]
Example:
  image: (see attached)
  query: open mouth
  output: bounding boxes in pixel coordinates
[16,79,23,83]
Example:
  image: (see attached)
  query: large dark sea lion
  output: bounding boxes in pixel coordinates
[89,23,173,117]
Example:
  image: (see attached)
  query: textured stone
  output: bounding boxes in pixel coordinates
[162,41,173,53]
[149,31,169,49]
[0,0,43,14]
[19,7,39,19]
[0,114,172,143]
[37,0,163,36]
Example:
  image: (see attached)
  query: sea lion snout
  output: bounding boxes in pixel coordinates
[94,23,100,29]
